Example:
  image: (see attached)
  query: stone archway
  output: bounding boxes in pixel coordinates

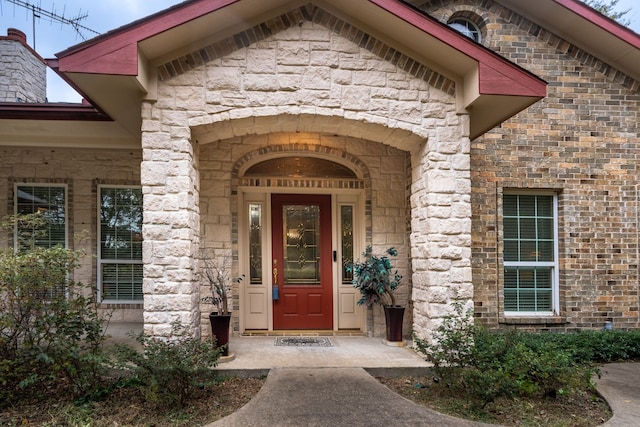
[140,9,473,339]
[195,131,408,336]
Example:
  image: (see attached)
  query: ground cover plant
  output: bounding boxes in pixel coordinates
[379,375,611,426]
[0,376,265,426]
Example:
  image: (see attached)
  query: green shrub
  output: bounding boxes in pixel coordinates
[0,215,109,406]
[562,330,640,363]
[111,321,222,408]
[413,301,477,386]
[414,304,597,408]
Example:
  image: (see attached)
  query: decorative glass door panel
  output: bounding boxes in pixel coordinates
[283,205,320,285]
[272,194,332,329]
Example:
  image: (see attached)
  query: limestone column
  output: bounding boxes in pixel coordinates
[410,113,473,340]
[141,102,201,337]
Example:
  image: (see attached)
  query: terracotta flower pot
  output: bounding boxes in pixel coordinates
[209,312,231,356]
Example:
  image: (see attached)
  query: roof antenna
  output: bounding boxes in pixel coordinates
[4,0,99,49]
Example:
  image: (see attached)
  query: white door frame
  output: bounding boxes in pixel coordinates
[238,187,365,332]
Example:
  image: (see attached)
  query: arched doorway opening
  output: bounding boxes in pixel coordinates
[234,150,369,332]
[195,129,414,339]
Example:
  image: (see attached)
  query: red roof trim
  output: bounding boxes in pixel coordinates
[55,0,240,75]
[368,0,546,98]
[0,103,111,121]
[55,0,546,98]
[553,0,640,49]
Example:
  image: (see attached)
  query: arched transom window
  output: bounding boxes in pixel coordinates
[448,17,482,43]
[244,157,358,179]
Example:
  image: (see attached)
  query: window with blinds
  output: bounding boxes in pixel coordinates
[15,184,68,299]
[15,185,66,249]
[503,194,558,314]
[98,186,143,302]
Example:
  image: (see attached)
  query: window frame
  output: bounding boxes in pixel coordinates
[248,201,264,286]
[503,192,560,316]
[14,183,68,250]
[97,185,143,303]
[339,202,355,285]
[448,17,482,43]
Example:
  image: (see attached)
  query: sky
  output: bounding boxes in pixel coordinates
[1,0,639,103]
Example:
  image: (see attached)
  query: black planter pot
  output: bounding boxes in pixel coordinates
[383,305,405,342]
[209,312,231,356]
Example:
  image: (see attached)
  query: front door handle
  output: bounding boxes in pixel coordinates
[272,259,279,300]
[272,259,278,285]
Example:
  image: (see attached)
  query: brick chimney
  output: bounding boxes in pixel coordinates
[0,28,47,103]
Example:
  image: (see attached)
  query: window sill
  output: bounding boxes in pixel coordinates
[99,302,143,309]
[500,316,567,326]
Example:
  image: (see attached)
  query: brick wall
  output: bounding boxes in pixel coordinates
[416,0,640,330]
[0,146,143,322]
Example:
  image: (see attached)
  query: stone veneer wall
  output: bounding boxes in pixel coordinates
[0,29,46,103]
[141,8,472,338]
[0,146,143,322]
[417,0,640,330]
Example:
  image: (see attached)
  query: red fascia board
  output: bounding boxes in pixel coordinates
[0,103,111,121]
[553,0,640,48]
[55,0,545,98]
[368,0,546,98]
[55,0,240,75]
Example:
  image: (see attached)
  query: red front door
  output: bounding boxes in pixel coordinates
[272,194,333,329]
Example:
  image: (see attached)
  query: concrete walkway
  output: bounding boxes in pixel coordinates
[208,361,640,427]
[596,363,640,427]
[206,367,493,427]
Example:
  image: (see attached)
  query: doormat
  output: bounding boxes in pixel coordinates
[275,337,333,347]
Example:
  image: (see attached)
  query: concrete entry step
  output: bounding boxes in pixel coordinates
[242,329,365,336]
[214,335,430,371]
[103,322,428,371]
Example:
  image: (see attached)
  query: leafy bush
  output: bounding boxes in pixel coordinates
[520,329,640,364]
[414,304,596,408]
[111,321,222,408]
[0,214,109,406]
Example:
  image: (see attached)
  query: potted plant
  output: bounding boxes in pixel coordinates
[200,250,242,357]
[349,246,405,343]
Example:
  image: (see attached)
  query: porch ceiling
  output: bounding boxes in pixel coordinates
[48,0,551,141]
